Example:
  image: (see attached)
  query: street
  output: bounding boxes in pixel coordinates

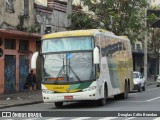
[0,85,160,120]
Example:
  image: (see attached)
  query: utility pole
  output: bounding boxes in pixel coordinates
[159,50,160,75]
[52,9,57,33]
[144,7,148,81]
[66,0,72,27]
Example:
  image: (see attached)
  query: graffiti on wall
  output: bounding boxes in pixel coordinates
[4,55,16,93]
[19,55,29,91]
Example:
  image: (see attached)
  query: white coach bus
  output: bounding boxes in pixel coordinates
[31,29,133,108]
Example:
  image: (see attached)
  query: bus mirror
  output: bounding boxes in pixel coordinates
[93,47,100,64]
[31,52,39,69]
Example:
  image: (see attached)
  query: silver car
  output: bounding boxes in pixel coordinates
[133,71,146,92]
[156,75,160,87]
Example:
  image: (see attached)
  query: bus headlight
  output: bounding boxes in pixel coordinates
[82,86,96,92]
[42,89,54,94]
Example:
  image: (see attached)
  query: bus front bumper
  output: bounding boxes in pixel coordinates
[42,90,97,103]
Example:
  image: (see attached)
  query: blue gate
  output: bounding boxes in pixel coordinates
[4,55,16,93]
[19,55,29,91]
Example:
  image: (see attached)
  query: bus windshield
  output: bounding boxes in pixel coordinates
[41,36,95,84]
[42,52,96,83]
[42,37,93,53]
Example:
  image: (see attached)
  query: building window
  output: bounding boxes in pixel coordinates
[24,0,29,17]
[19,40,29,51]
[6,0,14,12]
[5,38,16,50]
[132,43,135,50]
[136,44,141,50]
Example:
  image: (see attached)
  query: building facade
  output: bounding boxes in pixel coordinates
[34,0,75,34]
[0,0,35,31]
[0,0,41,93]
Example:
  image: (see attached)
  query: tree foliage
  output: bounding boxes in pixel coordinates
[148,5,160,55]
[68,0,157,43]
[67,11,99,30]
[148,28,160,56]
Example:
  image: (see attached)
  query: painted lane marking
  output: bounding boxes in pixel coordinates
[124,117,135,120]
[24,118,38,120]
[45,118,64,120]
[146,96,160,102]
[153,117,160,120]
[98,117,118,120]
[118,100,160,102]
[71,117,91,120]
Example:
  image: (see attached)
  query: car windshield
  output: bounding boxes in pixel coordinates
[133,73,139,78]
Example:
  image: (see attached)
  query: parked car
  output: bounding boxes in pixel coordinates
[133,71,146,92]
[156,75,160,87]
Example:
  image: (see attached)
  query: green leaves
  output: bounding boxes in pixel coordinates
[67,11,99,30]
[68,0,157,43]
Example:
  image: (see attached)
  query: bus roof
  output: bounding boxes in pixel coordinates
[42,29,114,40]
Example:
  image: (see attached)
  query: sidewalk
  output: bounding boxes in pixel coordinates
[146,76,157,86]
[0,78,157,109]
[0,90,43,109]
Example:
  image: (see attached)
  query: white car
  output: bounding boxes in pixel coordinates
[156,75,160,87]
[133,71,146,92]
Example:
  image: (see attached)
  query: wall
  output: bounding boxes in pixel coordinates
[0,0,35,29]
[36,1,69,34]
[0,30,40,93]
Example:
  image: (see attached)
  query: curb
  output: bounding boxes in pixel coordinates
[146,82,156,86]
[0,101,43,109]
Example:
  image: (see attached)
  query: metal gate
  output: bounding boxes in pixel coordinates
[19,55,29,91]
[4,55,16,93]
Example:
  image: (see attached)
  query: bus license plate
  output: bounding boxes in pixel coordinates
[64,96,73,100]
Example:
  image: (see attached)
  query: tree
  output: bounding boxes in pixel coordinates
[68,0,157,43]
[67,11,99,30]
[147,5,160,56]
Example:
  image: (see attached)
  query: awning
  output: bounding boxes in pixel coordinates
[0,29,42,39]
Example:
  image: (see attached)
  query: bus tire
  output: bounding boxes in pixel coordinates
[55,102,63,108]
[98,85,107,106]
[120,81,128,99]
[128,80,130,92]
[114,94,120,100]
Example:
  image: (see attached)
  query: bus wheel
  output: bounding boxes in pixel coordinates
[120,82,128,99]
[114,94,120,100]
[98,86,107,106]
[55,102,63,108]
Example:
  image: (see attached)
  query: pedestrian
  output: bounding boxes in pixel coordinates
[140,66,144,76]
[33,73,37,90]
[26,70,36,92]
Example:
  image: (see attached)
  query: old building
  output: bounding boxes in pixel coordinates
[0,0,35,30]
[34,0,76,35]
[0,0,41,93]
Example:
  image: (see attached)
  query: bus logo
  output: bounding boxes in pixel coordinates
[66,88,70,93]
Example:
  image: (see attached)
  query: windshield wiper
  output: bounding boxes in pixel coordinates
[57,65,81,82]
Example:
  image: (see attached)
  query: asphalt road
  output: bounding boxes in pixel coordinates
[0,85,160,120]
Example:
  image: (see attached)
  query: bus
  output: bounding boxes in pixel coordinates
[31,29,133,108]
